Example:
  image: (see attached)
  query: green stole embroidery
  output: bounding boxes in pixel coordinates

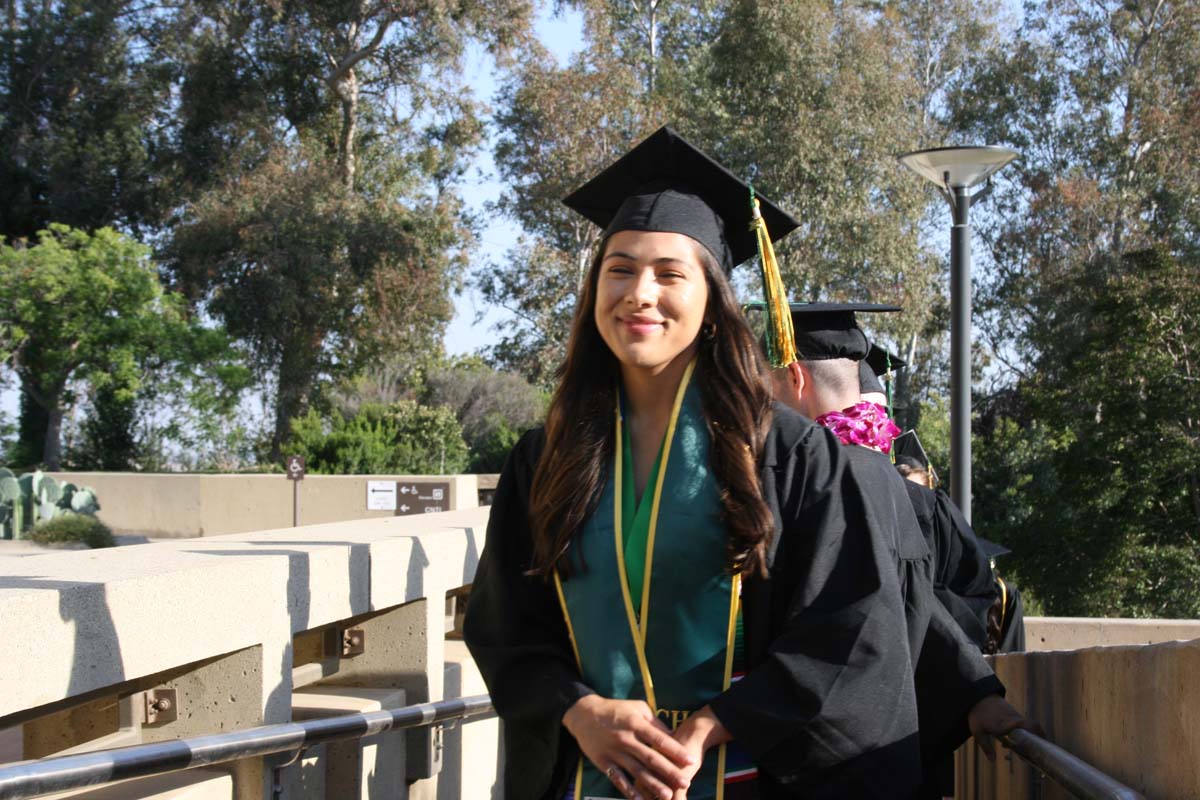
[553,361,740,800]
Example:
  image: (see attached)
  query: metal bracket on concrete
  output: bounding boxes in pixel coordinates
[321,626,367,659]
[142,689,177,726]
[341,628,365,658]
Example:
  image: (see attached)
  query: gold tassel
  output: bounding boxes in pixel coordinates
[750,189,797,368]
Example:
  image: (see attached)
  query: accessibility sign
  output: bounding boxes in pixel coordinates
[395,481,451,516]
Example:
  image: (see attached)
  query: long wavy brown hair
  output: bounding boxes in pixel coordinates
[529,235,776,579]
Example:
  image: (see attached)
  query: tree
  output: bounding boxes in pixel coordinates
[684,0,937,339]
[168,147,465,458]
[943,0,1200,613]
[0,1,172,241]
[974,248,1200,617]
[424,358,546,471]
[0,1,177,460]
[286,400,469,475]
[0,225,196,470]
[563,0,725,95]
[478,39,662,385]
[166,0,534,455]
[947,0,1200,377]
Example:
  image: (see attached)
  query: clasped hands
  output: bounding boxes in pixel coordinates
[562,695,729,800]
[564,693,1045,800]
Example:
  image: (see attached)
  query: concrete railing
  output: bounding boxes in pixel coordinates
[47,472,479,538]
[0,507,499,799]
[957,636,1200,799]
[4,500,1198,800]
[1024,616,1200,652]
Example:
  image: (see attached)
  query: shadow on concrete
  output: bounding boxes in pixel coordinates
[183,548,311,726]
[0,577,123,732]
[405,538,429,600]
[461,526,481,587]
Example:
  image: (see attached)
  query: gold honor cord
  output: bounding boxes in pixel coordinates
[714,573,741,800]
[553,568,588,798]
[637,358,697,645]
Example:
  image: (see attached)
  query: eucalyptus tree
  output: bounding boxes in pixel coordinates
[165,0,535,455]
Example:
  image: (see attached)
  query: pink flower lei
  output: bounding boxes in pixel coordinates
[815,401,902,454]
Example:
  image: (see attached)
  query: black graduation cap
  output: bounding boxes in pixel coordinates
[892,430,931,470]
[785,302,901,361]
[860,343,907,398]
[892,429,938,486]
[563,126,800,272]
[865,343,907,376]
[977,537,1012,561]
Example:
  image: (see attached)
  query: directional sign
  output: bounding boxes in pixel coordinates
[367,481,398,511]
[286,455,306,481]
[394,481,451,516]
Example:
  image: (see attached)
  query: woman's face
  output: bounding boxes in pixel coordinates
[593,229,710,375]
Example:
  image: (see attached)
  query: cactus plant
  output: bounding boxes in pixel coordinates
[0,471,100,539]
[0,475,22,539]
[70,488,99,515]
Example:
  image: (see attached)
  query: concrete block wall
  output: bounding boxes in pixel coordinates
[47,472,479,538]
[0,506,493,799]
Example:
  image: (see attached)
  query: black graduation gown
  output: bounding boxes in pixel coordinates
[902,482,997,651]
[872,473,1002,799]
[464,404,922,799]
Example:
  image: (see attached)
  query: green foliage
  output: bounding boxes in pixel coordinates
[0,225,198,469]
[424,359,546,472]
[911,393,951,486]
[29,513,115,550]
[287,401,469,476]
[0,1,172,242]
[71,384,140,471]
[975,248,1200,617]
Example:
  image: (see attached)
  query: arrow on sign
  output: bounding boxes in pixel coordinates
[400,504,410,513]
[400,486,411,494]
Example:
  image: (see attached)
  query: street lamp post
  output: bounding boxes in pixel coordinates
[898,146,1018,523]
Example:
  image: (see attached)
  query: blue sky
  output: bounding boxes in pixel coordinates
[443,5,586,357]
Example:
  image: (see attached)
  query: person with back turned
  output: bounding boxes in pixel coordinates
[761,301,1039,800]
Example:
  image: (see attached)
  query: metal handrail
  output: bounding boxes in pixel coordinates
[0,696,1146,800]
[1000,728,1145,800]
[0,694,494,800]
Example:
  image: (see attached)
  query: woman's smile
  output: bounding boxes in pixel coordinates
[620,313,665,336]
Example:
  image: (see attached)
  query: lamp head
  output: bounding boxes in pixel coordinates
[898,145,1018,189]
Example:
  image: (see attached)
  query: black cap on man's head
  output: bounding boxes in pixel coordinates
[860,343,907,396]
[977,537,1012,560]
[891,429,930,470]
[563,126,800,272]
[786,302,901,361]
[865,343,907,376]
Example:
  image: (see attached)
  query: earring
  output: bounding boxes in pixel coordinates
[702,322,717,341]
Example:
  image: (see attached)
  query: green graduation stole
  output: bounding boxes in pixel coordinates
[554,361,741,800]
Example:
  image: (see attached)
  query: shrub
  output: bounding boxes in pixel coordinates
[30,513,116,549]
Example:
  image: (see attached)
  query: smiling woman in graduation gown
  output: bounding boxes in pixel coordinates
[463,128,923,800]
